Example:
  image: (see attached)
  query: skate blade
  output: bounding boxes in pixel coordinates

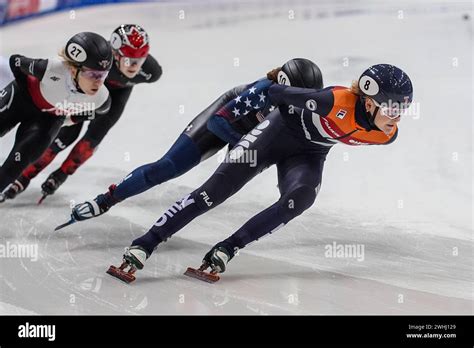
[37,194,48,205]
[184,267,220,283]
[54,217,76,231]
[106,265,136,284]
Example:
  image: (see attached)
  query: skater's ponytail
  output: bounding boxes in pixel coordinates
[267,67,282,82]
[350,79,363,96]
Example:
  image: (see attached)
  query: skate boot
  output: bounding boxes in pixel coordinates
[38,169,68,204]
[2,176,30,202]
[54,185,118,231]
[107,246,150,284]
[184,243,234,283]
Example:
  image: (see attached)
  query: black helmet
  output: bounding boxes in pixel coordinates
[279,58,323,89]
[65,32,113,71]
[358,64,413,111]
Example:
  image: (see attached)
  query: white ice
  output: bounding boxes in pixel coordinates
[0,0,472,314]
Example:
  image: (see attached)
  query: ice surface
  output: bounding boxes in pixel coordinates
[0,0,472,314]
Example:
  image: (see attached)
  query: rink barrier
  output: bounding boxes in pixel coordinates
[0,0,153,26]
[1,0,470,27]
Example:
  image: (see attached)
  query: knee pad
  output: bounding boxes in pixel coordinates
[277,185,318,223]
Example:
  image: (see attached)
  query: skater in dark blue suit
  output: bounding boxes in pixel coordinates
[104,64,413,283]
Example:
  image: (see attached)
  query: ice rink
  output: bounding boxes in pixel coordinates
[0,0,472,314]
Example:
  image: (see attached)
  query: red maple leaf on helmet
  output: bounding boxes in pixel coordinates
[128,27,145,49]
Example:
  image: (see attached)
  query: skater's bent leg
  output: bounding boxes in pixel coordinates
[220,154,326,253]
[22,123,83,180]
[0,118,62,191]
[221,184,318,251]
[132,156,269,255]
[110,134,202,203]
[131,171,236,255]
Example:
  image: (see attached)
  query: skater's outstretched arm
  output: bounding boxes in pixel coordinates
[9,54,48,80]
[0,56,14,88]
[206,78,274,146]
[268,84,335,116]
[206,115,242,146]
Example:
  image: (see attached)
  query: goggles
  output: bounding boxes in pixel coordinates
[80,69,109,81]
[372,99,409,119]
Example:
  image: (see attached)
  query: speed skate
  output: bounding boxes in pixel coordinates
[184,263,221,283]
[106,262,137,284]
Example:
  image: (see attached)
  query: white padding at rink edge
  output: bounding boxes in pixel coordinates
[155,0,472,29]
[38,0,59,12]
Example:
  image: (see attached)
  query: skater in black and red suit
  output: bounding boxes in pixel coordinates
[0,32,113,200]
[1,24,162,204]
